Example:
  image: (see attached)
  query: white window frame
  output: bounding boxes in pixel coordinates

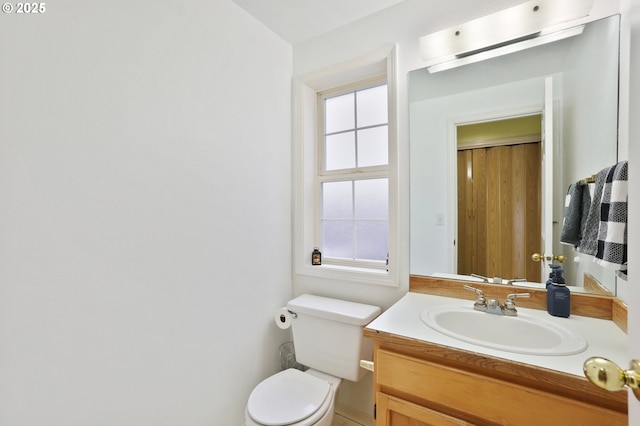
[316,77,389,270]
[293,45,399,287]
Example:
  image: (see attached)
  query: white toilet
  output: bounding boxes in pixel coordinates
[245,294,381,426]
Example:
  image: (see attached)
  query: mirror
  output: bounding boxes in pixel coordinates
[409,15,621,296]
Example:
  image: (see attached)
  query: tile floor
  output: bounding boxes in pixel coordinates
[332,413,363,426]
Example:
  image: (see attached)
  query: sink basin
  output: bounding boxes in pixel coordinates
[420,305,588,356]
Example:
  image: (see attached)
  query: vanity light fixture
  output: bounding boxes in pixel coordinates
[427,24,585,73]
[419,0,592,73]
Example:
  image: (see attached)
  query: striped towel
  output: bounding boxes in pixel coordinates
[594,161,628,279]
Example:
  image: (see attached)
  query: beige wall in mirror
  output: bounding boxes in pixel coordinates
[409,15,625,298]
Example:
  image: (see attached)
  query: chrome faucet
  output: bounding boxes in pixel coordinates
[463,285,530,316]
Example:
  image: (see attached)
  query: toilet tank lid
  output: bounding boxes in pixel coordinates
[287,294,381,325]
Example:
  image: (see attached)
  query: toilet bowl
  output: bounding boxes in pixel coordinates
[245,295,380,426]
[245,369,341,426]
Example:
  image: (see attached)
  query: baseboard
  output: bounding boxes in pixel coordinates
[335,403,373,426]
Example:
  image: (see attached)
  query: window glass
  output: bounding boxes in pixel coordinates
[324,84,388,171]
[357,126,388,167]
[319,82,389,267]
[356,85,388,127]
[355,221,388,261]
[322,221,354,259]
[325,93,354,134]
[322,181,353,219]
[325,132,356,170]
[354,178,388,219]
[321,178,388,262]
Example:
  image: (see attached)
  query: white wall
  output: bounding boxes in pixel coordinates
[0,1,292,425]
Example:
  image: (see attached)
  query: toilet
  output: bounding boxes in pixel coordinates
[245,294,381,426]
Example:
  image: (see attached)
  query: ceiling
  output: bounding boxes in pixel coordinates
[232,0,406,45]
[232,0,540,46]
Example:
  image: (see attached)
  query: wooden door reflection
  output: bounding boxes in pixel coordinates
[458,142,541,282]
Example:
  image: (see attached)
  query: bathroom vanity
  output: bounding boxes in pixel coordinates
[364,278,628,426]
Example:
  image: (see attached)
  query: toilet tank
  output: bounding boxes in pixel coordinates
[286,294,381,382]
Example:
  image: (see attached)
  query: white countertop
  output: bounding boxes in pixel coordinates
[365,292,628,378]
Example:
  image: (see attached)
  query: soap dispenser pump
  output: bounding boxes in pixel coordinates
[546,264,561,289]
[547,268,570,318]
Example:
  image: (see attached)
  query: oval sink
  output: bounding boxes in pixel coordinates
[420,305,588,356]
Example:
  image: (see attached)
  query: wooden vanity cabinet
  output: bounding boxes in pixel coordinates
[365,330,628,426]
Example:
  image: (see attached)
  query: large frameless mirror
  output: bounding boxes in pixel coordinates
[409,15,621,297]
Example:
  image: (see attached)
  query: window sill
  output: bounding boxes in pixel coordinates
[296,263,398,287]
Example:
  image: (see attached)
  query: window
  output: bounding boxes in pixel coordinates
[318,81,389,269]
[293,46,399,287]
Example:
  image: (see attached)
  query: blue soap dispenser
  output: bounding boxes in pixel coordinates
[547,268,570,318]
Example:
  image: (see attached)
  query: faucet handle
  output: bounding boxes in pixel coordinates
[463,285,487,311]
[504,292,531,315]
[463,284,484,297]
[506,292,531,302]
[470,274,489,283]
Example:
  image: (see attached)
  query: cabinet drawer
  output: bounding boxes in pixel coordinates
[377,392,474,426]
[376,349,626,426]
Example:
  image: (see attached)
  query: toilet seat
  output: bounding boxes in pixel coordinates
[247,368,332,425]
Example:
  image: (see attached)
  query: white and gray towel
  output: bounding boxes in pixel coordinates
[594,161,628,279]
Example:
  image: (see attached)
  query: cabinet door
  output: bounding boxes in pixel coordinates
[376,349,626,426]
[376,392,473,426]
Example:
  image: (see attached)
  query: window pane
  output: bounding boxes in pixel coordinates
[325,131,355,170]
[325,93,354,134]
[322,181,353,219]
[323,221,354,259]
[354,178,388,219]
[357,126,388,167]
[318,80,389,266]
[356,85,387,128]
[355,221,388,261]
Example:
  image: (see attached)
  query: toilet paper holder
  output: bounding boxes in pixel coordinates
[276,308,295,330]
